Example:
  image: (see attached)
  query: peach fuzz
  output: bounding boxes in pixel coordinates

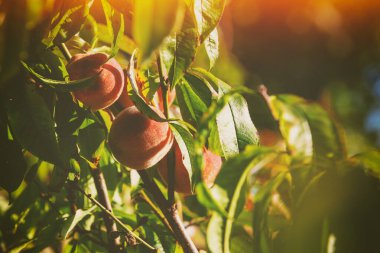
[108,106,174,170]
[66,52,124,111]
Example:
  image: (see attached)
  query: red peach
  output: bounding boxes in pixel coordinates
[108,106,174,170]
[67,52,124,111]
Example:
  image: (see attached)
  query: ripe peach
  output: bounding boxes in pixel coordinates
[108,106,174,170]
[158,142,222,195]
[67,52,124,111]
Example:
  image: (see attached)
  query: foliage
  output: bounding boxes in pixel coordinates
[1,1,380,253]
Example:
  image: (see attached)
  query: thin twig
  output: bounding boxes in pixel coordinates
[75,183,156,251]
[58,43,72,61]
[89,167,123,252]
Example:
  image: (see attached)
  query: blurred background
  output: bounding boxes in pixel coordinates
[210,0,380,152]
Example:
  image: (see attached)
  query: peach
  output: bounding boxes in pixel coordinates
[67,52,124,111]
[158,142,222,195]
[108,106,174,170]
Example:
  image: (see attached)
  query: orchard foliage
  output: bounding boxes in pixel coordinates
[0,1,380,253]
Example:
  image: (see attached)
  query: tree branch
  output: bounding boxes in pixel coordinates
[138,170,199,253]
[90,167,123,253]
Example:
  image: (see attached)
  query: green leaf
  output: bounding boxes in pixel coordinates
[127,50,169,122]
[60,206,96,239]
[0,140,28,194]
[176,74,212,127]
[43,0,93,47]
[29,44,68,80]
[100,0,124,57]
[204,28,219,69]
[174,243,185,253]
[49,165,69,193]
[194,0,226,42]
[196,182,228,216]
[207,213,224,253]
[207,213,255,253]
[44,0,94,46]
[162,5,199,87]
[219,147,276,253]
[99,148,121,197]
[230,225,254,252]
[192,68,259,158]
[8,239,36,253]
[351,150,380,179]
[97,24,136,56]
[21,61,100,92]
[79,15,98,47]
[253,172,287,253]
[169,122,197,191]
[78,123,106,161]
[253,171,288,203]
[134,202,177,253]
[269,94,345,166]
[201,146,276,253]
[193,85,253,164]
[0,0,29,87]
[133,0,181,63]
[5,80,64,166]
[208,119,223,155]
[49,159,80,192]
[54,93,84,159]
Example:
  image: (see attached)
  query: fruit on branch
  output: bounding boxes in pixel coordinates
[108,106,174,170]
[158,142,222,195]
[67,52,124,111]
